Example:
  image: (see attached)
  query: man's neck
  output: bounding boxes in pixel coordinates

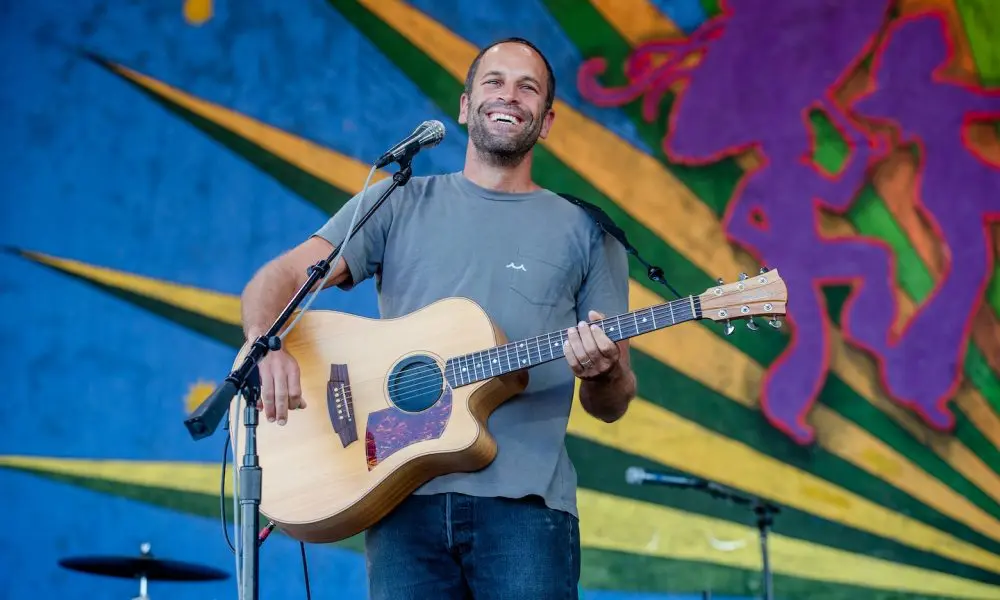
[462,147,539,193]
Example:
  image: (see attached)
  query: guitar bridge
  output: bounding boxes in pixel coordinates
[327,364,357,447]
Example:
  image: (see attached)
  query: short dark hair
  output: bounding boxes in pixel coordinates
[463,37,556,111]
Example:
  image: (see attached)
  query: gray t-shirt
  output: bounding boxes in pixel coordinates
[313,170,629,517]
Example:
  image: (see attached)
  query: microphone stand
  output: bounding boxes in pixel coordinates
[700,483,779,600]
[182,154,416,600]
[630,470,779,600]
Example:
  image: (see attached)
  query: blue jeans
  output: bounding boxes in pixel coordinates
[364,492,581,599]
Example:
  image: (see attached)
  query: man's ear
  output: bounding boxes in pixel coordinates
[458,93,469,125]
[538,106,556,140]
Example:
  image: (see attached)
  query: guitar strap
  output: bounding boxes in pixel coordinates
[557,192,682,299]
[556,192,637,257]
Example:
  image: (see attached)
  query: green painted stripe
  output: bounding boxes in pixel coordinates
[990,272,1000,326]
[325,0,786,369]
[809,108,850,175]
[968,348,1000,415]
[540,0,742,219]
[956,0,1000,87]
[630,349,1000,559]
[86,55,353,217]
[820,374,1000,522]
[566,435,1000,585]
[954,408,1000,483]
[580,547,978,600]
[698,0,722,18]
[6,248,244,348]
[847,180,938,304]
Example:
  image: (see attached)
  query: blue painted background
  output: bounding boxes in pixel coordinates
[0,0,718,598]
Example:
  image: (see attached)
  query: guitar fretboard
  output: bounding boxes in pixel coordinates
[445,295,702,387]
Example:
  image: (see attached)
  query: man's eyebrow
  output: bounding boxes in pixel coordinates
[479,70,542,87]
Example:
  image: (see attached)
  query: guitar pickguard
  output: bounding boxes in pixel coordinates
[365,354,453,469]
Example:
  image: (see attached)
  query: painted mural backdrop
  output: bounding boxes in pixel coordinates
[2,0,998,598]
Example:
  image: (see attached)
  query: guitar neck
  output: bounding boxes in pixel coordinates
[445,295,703,388]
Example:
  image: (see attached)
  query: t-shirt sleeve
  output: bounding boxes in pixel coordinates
[576,225,630,323]
[311,176,396,291]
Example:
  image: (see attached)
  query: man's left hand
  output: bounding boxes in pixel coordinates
[564,310,620,380]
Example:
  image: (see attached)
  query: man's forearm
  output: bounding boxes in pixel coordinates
[240,261,302,340]
[579,362,636,423]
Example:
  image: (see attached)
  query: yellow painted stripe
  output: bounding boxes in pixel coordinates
[358,0,1000,497]
[578,489,1000,598]
[588,0,684,43]
[21,251,241,325]
[106,63,387,193]
[0,455,232,496]
[568,398,1000,575]
[3,454,997,596]
[957,388,1000,451]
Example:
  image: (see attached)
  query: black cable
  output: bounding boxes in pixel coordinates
[300,542,312,600]
[220,433,235,553]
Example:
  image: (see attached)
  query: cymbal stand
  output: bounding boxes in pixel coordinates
[131,543,152,600]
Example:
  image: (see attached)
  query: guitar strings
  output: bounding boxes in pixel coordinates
[312,303,701,404]
[337,302,700,399]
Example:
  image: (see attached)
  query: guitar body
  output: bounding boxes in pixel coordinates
[227,297,528,543]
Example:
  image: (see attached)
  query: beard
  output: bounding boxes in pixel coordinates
[467,100,544,167]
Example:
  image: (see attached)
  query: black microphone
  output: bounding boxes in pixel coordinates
[375,120,446,168]
[625,466,708,489]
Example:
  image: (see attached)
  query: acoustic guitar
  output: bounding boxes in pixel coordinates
[228,268,787,543]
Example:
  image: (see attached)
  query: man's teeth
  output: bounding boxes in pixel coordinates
[489,113,520,124]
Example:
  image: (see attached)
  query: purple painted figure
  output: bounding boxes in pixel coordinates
[846,12,1000,430]
[580,0,895,443]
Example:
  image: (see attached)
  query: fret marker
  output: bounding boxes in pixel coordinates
[642,318,647,323]
[609,327,615,332]
[492,359,498,364]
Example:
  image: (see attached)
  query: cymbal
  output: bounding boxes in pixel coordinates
[58,544,229,582]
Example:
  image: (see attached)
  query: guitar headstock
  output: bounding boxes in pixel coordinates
[697,267,787,335]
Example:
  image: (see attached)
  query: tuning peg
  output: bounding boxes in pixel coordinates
[746,317,758,331]
[738,272,748,281]
[724,319,735,335]
[759,266,770,274]
[768,317,782,329]
[716,277,725,285]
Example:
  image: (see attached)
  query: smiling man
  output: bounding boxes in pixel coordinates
[239,37,635,599]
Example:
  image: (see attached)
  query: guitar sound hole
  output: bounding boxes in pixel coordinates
[387,355,444,413]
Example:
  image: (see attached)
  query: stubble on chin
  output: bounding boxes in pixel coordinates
[467,102,541,167]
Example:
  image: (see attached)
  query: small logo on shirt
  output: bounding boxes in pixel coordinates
[506,262,527,272]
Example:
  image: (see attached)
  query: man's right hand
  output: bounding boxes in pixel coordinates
[257,348,306,425]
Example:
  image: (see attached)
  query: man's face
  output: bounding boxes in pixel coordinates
[458,43,555,165]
